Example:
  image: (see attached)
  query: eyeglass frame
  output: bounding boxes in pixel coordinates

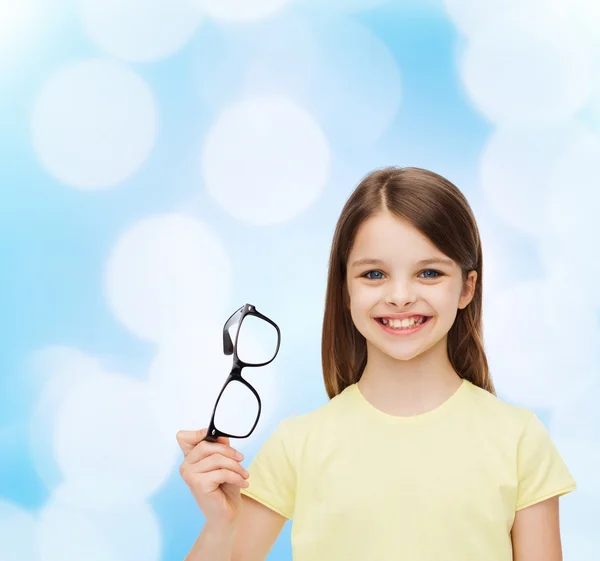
[202,303,281,443]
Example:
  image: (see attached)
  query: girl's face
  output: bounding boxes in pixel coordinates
[345,211,477,362]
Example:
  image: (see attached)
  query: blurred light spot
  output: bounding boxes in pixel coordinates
[147,325,279,450]
[539,129,600,306]
[196,0,292,21]
[40,498,161,561]
[443,0,561,36]
[590,95,600,130]
[306,18,402,148]
[52,374,178,508]
[558,0,600,72]
[105,214,232,342]
[0,500,38,561]
[27,346,106,491]
[544,130,600,241]
[31,58,156,189]
[486,279,599,408]
[80,0,203,62]
[469,205,518,300]
[202,96,330,226]
[0,0,37,68]
[0,0,31,38]
[38,502,117,561]
[298,0,393,12]
[460,18,591,124]
[193,16,400,150]
[192,11,318,111]
[480,122,586,236]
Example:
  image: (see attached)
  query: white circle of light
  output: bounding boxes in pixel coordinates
[479,122,587,236]
[544,130,600,244]
[195,0,291,21]
[38,498,161,561]
[80,0,203,62]
[460,18,591,125]
[306,17,402,147]
[52,373,179,508]
[443,0,562,36]
[485,280,599,408]
[37,503,116,561]
[105,214,232,342]
[539,130,600,307]
[192,10,318,110]
[27,346,106,491]
[0,501,38,561]
[202,96,330,226]
[31,58,156,189]
[299,0,393,12]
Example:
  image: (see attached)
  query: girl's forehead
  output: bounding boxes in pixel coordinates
[352,214,436,253]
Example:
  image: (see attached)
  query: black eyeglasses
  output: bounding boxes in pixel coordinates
[202,303,281,443]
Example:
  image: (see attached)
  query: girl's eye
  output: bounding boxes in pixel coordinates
[420,269,443,279]
[361,269,443,280]
[363,270,385,280]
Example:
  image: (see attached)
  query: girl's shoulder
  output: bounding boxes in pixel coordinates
[462,379,539,435]
[275,384,355,440]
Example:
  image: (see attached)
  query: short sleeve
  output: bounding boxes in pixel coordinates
[240,416,297,519]
[515,412,577,511]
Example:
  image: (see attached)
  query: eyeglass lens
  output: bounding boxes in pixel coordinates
[225,313,278,365]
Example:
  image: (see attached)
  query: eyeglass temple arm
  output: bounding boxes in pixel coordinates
[222,306,244,355]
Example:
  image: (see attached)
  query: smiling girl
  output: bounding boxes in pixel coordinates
[178,166,576,561]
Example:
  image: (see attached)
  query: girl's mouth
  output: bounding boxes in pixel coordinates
[374,316,432,336]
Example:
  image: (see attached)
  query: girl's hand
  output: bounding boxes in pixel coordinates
[176,428,250,531]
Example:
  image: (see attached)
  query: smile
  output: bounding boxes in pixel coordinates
[374,316,432,336]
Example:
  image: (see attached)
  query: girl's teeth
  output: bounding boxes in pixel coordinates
[382,317,426,329]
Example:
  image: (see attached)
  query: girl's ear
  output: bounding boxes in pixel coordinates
[458,270,477,309]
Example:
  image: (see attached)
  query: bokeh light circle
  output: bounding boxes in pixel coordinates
[195,0,292,21]
[202,96,330,226]
[460,18,591,124]
[31,58,157,189]
[0,501,38,561]
[80,0,203,62]
[52,373,179,508]
[105,213,232,342]
[480,122,587,236]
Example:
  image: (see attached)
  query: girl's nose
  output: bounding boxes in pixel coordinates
[385,282,416,308]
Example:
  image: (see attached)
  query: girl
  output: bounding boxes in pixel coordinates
[177,167,576,561]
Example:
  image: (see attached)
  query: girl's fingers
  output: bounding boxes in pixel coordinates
[176,429,208,456]
[202,469,250,493]
[194,454,249,480]
[185,439,244,465]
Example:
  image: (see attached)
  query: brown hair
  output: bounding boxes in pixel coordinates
[321,166,496,399]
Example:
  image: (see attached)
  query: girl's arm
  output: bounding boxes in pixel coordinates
[511,496,563,561]
[230,495,287,561]
[184,494,286,561]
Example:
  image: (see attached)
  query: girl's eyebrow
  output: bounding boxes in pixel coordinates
[351,257,454,268]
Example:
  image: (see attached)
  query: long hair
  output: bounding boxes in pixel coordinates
[321,166,496,399]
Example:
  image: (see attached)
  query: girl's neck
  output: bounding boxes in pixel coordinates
[357,344,462,417]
